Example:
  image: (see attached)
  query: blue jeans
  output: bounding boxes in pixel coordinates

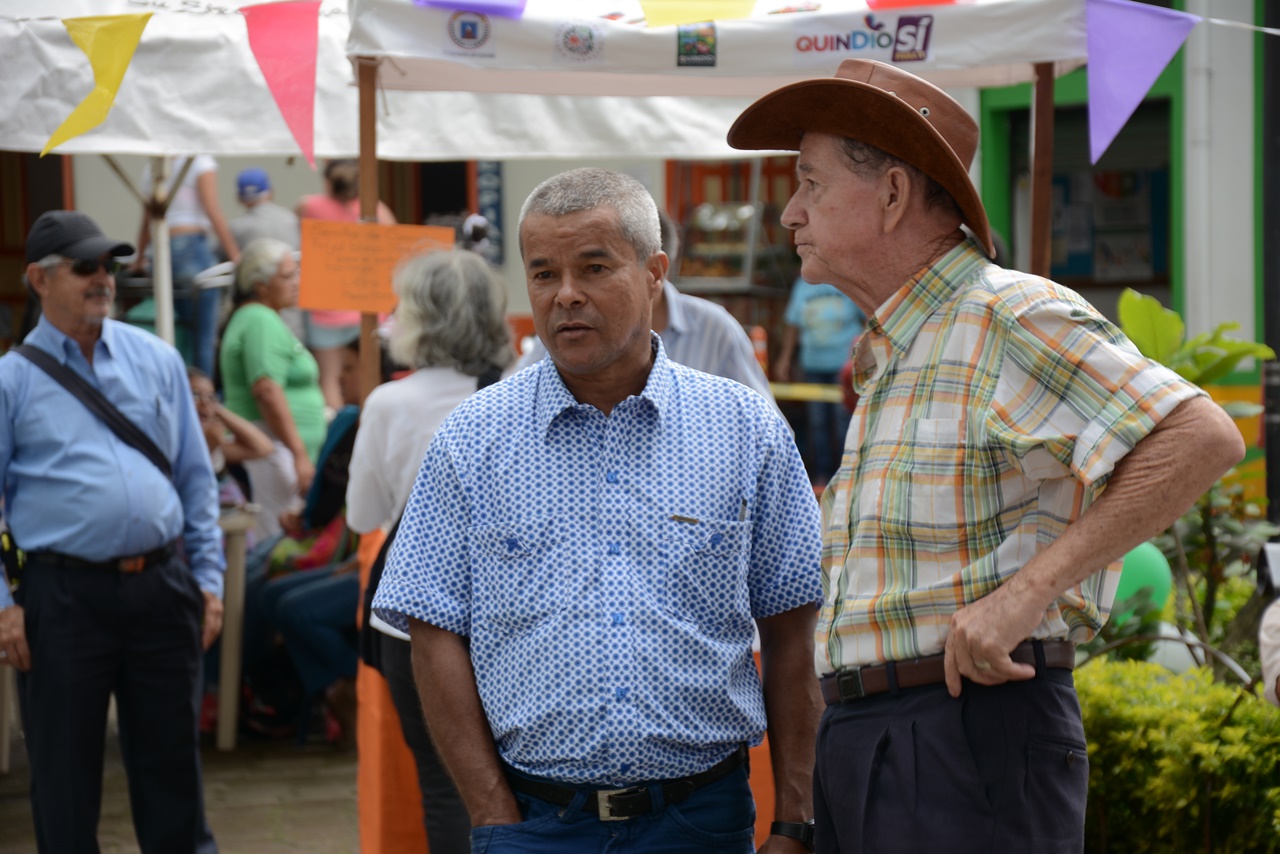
[262,568,359,697]
[170,232,219,375]
[803,369,852,483]
[471,765,756,853]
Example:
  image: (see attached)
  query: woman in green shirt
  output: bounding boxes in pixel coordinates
[220,238,326,540]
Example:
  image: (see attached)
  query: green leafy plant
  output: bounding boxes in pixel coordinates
[1109,289,1278,680]
[1077,659,1280,853]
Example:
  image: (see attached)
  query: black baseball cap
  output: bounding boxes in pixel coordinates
[25,210,134,263]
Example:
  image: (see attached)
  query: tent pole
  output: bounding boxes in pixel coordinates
[1029,63,1055,278]
[357,56,380,404]
[150,156,176,345]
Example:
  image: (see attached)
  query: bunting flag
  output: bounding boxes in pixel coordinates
[41,14,152,157]
[413,0,527,18]
[1088,0,1200,164]
[243,0,321,168]
[639,1,755,28]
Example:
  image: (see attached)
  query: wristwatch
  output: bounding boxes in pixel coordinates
[770,819,815,852]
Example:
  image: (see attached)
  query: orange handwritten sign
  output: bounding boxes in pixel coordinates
[298,220,455,313]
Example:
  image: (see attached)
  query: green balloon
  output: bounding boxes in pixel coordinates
[1109,542,1173,625]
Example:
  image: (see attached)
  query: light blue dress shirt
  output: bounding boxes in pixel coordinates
[375,336,821,786]
[0,317,224,608]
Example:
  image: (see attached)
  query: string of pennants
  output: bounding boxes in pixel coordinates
[28,0,1280,169]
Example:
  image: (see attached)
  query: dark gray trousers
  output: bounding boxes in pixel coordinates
[814,667,1088,854]
[17,553,210,854]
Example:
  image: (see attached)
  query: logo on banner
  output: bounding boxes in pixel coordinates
[448,11,492,52]
[555,22,603,63]
[677,22,716,67]
[892,15,933,62]
[794,13,933,63]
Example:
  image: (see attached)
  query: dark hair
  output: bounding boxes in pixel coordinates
[838,137,961,219]
[325,159,360,203]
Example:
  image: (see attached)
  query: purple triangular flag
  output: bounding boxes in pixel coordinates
[1088,0,1199,164]
[413,0,526,17]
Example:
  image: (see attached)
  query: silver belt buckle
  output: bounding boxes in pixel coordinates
[596,786,641,821]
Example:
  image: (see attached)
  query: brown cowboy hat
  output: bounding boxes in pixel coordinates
[727,59,993,257]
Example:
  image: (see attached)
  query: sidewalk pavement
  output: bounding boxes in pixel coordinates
[0,731,359,854]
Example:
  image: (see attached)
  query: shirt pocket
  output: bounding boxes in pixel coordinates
[469,517,567,635]
[637,513,752,631]
[877,418,968,549]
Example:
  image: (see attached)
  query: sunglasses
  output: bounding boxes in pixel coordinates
[64,256,124,277]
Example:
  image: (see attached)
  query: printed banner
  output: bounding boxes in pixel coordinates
[243,0,321,168]
[41,14,152,156]
[414,0,527,18]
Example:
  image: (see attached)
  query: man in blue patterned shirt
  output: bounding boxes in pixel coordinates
[374,168,823,853]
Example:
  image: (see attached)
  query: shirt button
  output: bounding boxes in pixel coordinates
[710,533,724,546]
[614,687,629,701]
[606,471,619,484]
[505,537,520,552]
[607,543,621,556]
[611,613,625,626]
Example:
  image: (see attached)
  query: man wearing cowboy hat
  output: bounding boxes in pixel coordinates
[0,210,224,853]
[729,59,1243,851]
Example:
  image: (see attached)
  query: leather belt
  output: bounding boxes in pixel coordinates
[29,542,176,575]
[504,745,748,821]
[820,640,1076,706]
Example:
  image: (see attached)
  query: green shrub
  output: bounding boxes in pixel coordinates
[1078,658,1280,853]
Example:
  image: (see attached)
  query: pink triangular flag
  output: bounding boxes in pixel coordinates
[1088,0,1199,164]
[243,1,320,168]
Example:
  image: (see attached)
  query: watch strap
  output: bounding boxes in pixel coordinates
[770,819,815,852]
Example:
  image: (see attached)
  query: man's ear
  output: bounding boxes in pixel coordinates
[880,166,913,236]
[648,251,670,296]
[25,263,49,300]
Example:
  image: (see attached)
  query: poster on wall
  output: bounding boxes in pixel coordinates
[1050,169,1165,283]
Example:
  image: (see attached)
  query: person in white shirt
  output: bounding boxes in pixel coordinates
[346,248,515,853]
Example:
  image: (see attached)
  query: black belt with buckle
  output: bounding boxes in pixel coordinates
[504,745,748,821]
[29,542,176,575]
[820,640,1076,706]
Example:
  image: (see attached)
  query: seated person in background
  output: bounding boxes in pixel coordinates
[244,342,363,746]
[187,367,273,518]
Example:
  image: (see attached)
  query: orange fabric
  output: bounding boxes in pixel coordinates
[354,530,430,853]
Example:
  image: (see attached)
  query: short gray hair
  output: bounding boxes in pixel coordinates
[390,249,514,375]
[234,238,294,305]
[838,137,961,219]
[517,168,660,263]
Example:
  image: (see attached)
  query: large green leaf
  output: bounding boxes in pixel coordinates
[1117,289,1183,364]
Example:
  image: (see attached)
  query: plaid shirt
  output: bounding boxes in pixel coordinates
[816,239,1201,674]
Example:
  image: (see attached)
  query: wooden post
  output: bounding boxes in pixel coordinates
[1029,62,1055,278]
[357,57,381,404]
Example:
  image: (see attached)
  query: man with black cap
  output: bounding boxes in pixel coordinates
[729,60,1243,852]
[0,210,225,853]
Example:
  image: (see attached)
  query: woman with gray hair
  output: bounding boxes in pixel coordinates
[345,248,513,853]
[220,238,326,540]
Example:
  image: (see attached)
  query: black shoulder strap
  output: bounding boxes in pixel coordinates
[14,344,173,480]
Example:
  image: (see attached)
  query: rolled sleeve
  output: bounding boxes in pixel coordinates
[992,299,1202,488]
[747,412,823,618]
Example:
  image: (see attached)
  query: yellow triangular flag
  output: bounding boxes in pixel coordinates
[639,1,755,28]
[41,14,152,157]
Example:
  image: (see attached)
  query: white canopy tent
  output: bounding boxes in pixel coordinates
[344,0,1090,389]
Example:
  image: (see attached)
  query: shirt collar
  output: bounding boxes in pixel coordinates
[661,280,687,336]
[29,315,116,364]
[535,332,673,435]
[852,238,988,394]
